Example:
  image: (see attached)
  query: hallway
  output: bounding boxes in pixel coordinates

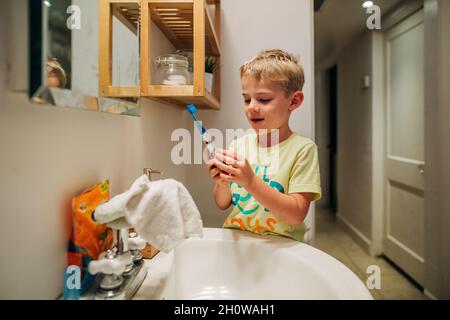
[314,206,426,300]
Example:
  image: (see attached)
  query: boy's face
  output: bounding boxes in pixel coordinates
[47,74,62,88]
[241,75,303,132]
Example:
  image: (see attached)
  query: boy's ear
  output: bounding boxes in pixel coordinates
[289,91,304,111]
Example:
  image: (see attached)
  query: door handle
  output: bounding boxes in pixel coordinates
[418,164,425,175]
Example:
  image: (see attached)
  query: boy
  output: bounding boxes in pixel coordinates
[207,49,321,242]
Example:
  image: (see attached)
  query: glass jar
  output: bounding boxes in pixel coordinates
[153,54,189,85]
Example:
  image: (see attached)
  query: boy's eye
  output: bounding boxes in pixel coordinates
[243,98,272,105]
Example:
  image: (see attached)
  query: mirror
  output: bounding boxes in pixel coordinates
[29,0,140,117]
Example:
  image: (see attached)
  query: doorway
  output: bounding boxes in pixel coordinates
[328,65,338,213]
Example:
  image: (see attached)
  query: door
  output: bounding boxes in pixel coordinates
[384,9,425,286]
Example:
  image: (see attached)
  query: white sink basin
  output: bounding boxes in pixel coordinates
[134,228,373,300]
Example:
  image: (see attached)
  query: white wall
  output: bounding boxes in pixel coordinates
[185,0,316,241]
[336,32,374,251]
[0,0,186,299]
[314,70,330,207]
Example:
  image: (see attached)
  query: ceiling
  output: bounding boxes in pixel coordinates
[314,0,403,67]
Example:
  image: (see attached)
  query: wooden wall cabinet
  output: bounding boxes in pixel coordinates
[99,0,221,110]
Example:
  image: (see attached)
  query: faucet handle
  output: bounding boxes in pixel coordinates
[128,233,146,250]
[88,249,132,276]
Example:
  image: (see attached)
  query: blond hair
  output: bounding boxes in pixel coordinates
[240,49,305,96]
[47,57,67,88]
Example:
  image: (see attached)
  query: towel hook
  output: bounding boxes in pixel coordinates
[143,168,162,181]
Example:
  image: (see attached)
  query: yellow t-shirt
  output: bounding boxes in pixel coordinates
[223,132,321,242]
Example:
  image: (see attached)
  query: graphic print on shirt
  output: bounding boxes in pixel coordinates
[228,165,284,233]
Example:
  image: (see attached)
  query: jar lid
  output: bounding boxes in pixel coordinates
[154,54,189,68]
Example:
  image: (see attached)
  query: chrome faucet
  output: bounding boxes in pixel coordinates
[87,227,147,300]
[85,168,162,300]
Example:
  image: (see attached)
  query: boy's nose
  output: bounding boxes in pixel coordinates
[248,100,260,112]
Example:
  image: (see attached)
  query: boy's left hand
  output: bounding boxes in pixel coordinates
[213,149,256,190]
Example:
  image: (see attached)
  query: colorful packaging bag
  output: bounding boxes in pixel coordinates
[67,180,114,293]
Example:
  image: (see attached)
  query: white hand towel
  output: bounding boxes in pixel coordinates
[124,178,203,252]
[93,175,150,224]
[93,175,203,253]
[107,217,132,230]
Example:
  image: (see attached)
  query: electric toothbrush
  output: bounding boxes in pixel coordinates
[186,104,219,161]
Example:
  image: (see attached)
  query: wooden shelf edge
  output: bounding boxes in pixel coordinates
[144,85,194,96]
[148,0,193,3]
[142,90,220,110]
[203,90,221,110]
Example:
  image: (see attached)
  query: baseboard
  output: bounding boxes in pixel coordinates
[337,213,372,255]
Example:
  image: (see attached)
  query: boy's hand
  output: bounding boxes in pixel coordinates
[206,161,230,187]
[205,148,229,188]
[213,149,256,190]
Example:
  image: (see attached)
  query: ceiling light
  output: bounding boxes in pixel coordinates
[362,1,374,9]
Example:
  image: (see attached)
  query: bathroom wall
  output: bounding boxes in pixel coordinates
[0,0,187,299]
[314,71,331,207]
[315,31,380,254]
[335,32,374,251]
[185,0,317,240]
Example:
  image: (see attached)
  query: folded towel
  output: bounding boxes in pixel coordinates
[93,175,203,252]
[124,178,203,252]
[107,217,132,230]
[94,175,150,224]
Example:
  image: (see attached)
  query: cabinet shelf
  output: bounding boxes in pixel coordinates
[111,2,140,35]
[149,1,220,56]
[146,87,220,110]
[99,0,221,110]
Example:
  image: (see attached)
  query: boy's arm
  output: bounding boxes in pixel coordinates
[207,161,232,210]
[214,151,314,226]
[214,183,232,210]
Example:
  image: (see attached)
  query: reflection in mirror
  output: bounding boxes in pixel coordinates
[29,0,140,117]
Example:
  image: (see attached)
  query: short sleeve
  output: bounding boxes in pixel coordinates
[288,143,322,201]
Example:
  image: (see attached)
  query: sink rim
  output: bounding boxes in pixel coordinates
[135,228,373,300]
